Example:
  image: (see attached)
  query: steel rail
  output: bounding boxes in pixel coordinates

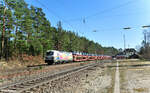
[0,62,98,93]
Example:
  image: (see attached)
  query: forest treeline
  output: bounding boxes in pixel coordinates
[0,0,118,61]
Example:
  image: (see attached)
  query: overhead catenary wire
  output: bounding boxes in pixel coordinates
[85,0,139,19]
[36,0,81,34]
[35,0,147,35]
[82,10,150,33]
[90,24,150,33]
[66,0,140,22]
[63,0,142,34]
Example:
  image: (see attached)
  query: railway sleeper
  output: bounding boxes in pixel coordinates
[0,63,97,93]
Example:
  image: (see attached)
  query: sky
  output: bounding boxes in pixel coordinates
[25,0,150,49]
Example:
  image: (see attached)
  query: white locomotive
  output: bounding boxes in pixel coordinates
[45,50,73,65]
[45,50,112,65]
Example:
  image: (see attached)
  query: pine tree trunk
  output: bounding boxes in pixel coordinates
[1,6,6,59]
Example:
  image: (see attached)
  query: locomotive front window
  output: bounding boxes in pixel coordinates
[46,52,54,55]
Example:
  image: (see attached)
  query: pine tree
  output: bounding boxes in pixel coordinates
[0,0,119,61]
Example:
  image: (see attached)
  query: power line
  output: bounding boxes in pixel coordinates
[86,0,139,19]
[36,0,81,34]
[66,0,139,22]
[90,25,150,32]
[78,11,150,33]
[36,0,142,37]
[66,10,150,26]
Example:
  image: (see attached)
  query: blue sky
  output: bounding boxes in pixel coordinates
[25,0,150,49]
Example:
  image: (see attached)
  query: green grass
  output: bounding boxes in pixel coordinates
[0,79,4,83]
[33,66,43,70]
[39,66,43,70]
[80,63,84,66]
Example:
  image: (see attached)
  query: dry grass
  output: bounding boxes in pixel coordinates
[0,60,23,70]
[133,88,148,92]
[0,55,45,71]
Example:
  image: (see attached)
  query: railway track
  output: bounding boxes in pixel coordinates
[0,62,98,93]
[1,61,94,76]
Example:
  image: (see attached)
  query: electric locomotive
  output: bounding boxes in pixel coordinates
[45,50,112,65]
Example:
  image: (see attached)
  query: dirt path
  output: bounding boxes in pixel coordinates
[114,62,120,93]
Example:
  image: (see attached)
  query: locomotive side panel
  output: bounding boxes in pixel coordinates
[54,51,73,63]
[45,50,73,65]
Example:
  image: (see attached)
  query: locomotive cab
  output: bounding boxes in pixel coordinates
[45,50,54,65]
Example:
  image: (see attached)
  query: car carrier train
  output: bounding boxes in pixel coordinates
[45,50,112,65]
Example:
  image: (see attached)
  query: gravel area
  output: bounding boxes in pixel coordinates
[26,62,115,93]
[75,67,113,93]
[3,59,150,93]
[0,61,96,87]
[21,60,150,93]
[120,61,150,93]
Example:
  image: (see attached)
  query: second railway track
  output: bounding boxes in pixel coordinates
[0,62,99,93]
